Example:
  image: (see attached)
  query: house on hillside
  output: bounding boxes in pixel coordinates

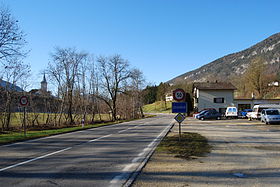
[165,93,173,101]
[193,82,237,113]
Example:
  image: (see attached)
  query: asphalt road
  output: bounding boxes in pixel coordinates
[0,114,174,187]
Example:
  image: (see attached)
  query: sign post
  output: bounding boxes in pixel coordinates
[174,113,185,141]
[19,96,29,137]
[172,89,187,141]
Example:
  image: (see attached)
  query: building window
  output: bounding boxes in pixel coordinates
[214,98,224,103]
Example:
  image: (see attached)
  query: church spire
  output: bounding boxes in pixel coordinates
[41,73,47,92]
[41,73,47,83]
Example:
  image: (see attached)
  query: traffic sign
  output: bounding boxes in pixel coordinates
[173,88,185,102]
[172,102,187,113]
[19,96,29,106]
[174,113,185,123]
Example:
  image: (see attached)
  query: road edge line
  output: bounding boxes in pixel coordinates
[123,119,176,187]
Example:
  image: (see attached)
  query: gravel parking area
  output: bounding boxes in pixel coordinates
[133,118,280,187]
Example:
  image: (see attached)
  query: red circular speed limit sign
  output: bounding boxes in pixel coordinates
[19,96,29,106]
[173,88,185,102]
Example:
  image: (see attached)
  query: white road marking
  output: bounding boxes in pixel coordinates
[0,147,72,172]
[143,147,150,152]
[0,122,145,172]
[1,131,82,148]
[118,129,128,133]
[87,134,112,143]
[0,119,143,148]
[122,164,134,172]
[0,117,159,177]
[132,157,141,163]
[0,133,115,172]
[118,123,148,134]
[110,122,172,186]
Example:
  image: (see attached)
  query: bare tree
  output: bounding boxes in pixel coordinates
[244,57,266,98]
[88,57,100,123]
[130,68,145,118]
[97,55,131,121]
[0,57,30,130]
[0,6,27,63]
[48,47,88,125]
[74,55,90,124]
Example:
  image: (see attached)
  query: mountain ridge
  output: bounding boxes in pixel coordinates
[167,32,280,84]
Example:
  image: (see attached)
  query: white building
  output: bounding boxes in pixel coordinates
[193,82,280,113]
[165,93,173,101]
[193,82,237,113]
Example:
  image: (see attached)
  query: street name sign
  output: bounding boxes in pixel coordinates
[172,102,187,113]
[174,113,185,123]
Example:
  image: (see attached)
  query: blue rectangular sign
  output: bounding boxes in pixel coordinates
[172,102,187,113]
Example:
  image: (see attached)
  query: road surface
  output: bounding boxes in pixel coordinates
[0,114,174,187]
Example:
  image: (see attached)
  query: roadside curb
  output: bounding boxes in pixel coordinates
[123,120,176,187]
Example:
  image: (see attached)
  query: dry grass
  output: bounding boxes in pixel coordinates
[157,132,211,159]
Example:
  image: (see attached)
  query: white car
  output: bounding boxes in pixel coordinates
[225,107,238,119]
[247,104,280,121]
[261,109,280,124]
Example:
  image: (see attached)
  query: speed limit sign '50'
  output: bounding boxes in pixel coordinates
[19,96,29,106]
[173,88,185,102]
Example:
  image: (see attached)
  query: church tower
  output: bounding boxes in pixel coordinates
[41,74,47,92]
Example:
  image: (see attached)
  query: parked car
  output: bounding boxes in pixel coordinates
[261,109,280,124]
[195,109,217,119]
[193,108,216,118]
[247,104,280,120]
[225,106,238,119]
[195,110,208,119]
[239,109,253,118]
[198,110,222,120]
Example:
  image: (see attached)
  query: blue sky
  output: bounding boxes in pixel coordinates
[3,0,280,89]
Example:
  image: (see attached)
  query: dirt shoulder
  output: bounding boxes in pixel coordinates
[133,118,280,187]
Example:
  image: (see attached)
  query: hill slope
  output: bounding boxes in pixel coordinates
[167,33,280,84]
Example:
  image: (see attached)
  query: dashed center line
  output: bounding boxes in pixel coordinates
[0,147,72,172]
[0,123,146,172]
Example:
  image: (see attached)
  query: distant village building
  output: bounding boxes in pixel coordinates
[29,74,51,95]
[165,93,173,101]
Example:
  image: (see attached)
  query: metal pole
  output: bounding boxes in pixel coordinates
[179,122,181,142]
[23,107,26,137]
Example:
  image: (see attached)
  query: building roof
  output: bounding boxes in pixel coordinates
[193,82,237,90]
[0,79,24,92]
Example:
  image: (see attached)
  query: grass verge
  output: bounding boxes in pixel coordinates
[0,121,121,145]
[156,132,212,159]
[0,114,156,145]
[143,101,172,113]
